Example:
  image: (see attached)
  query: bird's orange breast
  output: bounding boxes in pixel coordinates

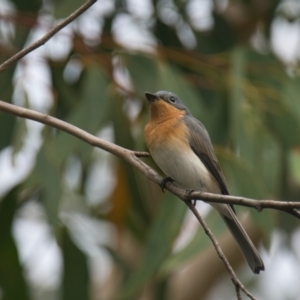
[144,100,189,150]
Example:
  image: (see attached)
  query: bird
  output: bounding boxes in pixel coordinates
[144,90,265,274]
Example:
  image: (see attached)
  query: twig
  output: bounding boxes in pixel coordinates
[2,100,300,299]
[0,100,300,213]
[132,151,150,157]
[186,201,256,300]
[0,0,97,73]
[185,191,300,219]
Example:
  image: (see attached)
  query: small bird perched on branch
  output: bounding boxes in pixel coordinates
[144,91,264,274]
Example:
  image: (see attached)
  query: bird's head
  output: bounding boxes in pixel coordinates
[145,91,189,121]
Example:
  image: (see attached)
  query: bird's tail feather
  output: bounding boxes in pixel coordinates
[220,208,264,274]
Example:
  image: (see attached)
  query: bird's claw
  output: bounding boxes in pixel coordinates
[160,177,174,192]
[186,189,195,195]
[186,189,196,206]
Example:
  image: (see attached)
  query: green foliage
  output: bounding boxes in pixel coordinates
[158,211,226,277]
[0,188,30,300]
[120,195,186,299]
[61,228,90,300]
[0,0,300,299]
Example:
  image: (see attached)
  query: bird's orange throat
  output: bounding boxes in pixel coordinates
[145,100,188,150]
[148,100,185,123]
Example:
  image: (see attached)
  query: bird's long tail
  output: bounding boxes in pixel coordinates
[217,204,265,274]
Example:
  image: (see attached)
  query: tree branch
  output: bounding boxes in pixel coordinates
[0,0,97,73]
[2,100,299,299]
[1,98,298,215]
[184,190,300,219]
[186,201,256,300]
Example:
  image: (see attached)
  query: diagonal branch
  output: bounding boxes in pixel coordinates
[186,201,256,300]
[0,99,299,214]
[0,0,97,73]
[0,100,299,211]
[1,99,300,299]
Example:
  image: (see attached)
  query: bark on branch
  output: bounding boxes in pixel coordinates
[0,100,298,215]
[1,99,298,300]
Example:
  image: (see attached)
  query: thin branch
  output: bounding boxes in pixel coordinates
[1,100,300,214]
[184,191,300,219]
[2,100,300,299]
[186,201,256,300]
[0,0,97,73]
[132,151,150,157]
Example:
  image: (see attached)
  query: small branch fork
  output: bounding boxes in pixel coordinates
[0,1,297,299]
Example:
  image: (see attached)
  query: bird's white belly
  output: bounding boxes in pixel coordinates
[150,143,220,193]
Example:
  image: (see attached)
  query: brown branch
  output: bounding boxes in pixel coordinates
[0,0,97,73]
[2,100,299,299]
[185,201,256,300]
[1,99,298,217]
[132,151,150,157]
[184,191,300,219]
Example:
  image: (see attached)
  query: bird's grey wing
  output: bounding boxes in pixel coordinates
[183,115,229,195]
[183,115,265,274]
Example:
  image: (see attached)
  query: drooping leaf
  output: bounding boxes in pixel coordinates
[154,19,182,48]
[0,110,16,151]
[61,227,89,300]
[11,0,41,12]
[107,163,131,229]
[0,188,30,300]
[34,144,62,228]
[119,194,186,299]
[111,93,151,239]
[289,150,300,184]
[158,210,226,277]
[104,245,132,280]
[124,53,159,96]
[54,0,85,18]
[54,65,111,165]
[12,118,28,160]
[50,58,83,120]
[229,46,246,149]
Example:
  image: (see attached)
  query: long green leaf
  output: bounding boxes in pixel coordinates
[158,210,228,277]
[0,188,30,300]
[119,194,186,299]
[61,227,89,300]
[54,65,111,165]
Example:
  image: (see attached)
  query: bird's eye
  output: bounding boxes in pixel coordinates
[170,96,176,103]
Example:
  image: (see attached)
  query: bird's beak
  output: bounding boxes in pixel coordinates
[145,92,158,103]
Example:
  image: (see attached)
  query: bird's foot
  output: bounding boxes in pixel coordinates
[186,189,195,195]
[186,189,198,206]
[160,177,174,192]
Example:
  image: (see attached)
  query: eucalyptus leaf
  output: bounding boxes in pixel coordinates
[54,65,111,165]
[0,188,30,300]
[159,211,225,277]
[35,145,62,228]
[61,227,89,300]
[124,53,159,96]
[119,195,186,299]
[54,0,84,18]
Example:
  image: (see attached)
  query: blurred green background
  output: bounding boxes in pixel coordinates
[1,0,300,299]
